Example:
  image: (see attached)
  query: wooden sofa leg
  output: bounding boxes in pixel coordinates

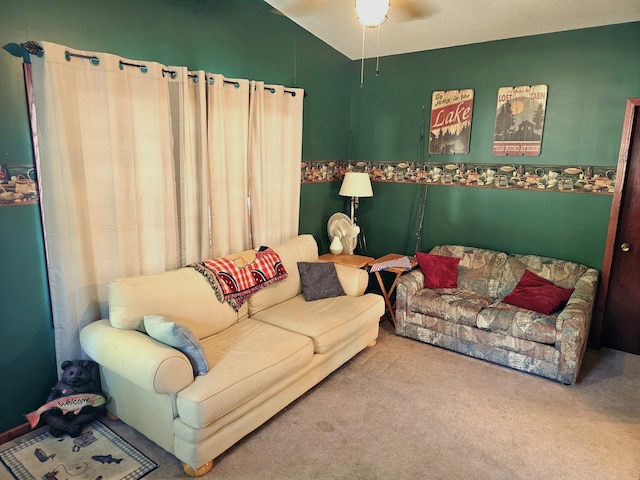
[183,460,214,477]
[367,339,378,348]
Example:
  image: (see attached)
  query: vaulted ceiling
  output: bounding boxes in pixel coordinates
[264,0,640,60]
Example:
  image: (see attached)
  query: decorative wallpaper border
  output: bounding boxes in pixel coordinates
[301,160,616,194]
[0,163,39,207]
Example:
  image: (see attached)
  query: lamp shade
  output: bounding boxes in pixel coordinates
[355,0,390,28]
[339,172,373,198]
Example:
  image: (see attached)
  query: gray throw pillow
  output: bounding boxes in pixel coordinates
[297,262,346,302]
[143,315,209,376]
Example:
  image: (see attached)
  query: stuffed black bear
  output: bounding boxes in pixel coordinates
[41,359,105,437]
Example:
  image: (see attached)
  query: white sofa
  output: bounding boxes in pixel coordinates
[80,234,384,475]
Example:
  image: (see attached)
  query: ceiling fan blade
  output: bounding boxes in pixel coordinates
[270,0,328,17]
[394,0,433,20]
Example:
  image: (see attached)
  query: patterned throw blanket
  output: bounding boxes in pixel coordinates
[189,246,287,311]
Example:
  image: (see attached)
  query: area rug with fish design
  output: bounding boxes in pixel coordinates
[0,420,156,480]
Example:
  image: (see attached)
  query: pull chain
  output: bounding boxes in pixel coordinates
[376,25,381,76]
[360,24,366,87]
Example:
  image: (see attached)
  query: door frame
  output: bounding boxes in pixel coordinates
[592,98,640,347]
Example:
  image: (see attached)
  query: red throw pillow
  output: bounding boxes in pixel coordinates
[503,269,575,315]
[416,252,460,289]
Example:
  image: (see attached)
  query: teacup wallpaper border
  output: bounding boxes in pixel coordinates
[301,160,616,194]
[0,163,40,207]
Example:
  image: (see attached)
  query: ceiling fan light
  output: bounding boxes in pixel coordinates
[355,0,390,28]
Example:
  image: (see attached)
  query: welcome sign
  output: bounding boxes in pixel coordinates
[429,89,474,154]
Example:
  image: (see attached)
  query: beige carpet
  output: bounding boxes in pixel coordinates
[3,323,639,479]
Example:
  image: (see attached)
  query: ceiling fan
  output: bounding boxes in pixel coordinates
[271,0,431,23]
[369,0,431,22]
[269,0,433,85]
[352,0,432,85]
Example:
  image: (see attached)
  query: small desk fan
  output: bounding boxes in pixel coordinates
[327,212,360,255]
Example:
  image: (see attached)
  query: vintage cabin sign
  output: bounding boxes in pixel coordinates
[493,84,548,156]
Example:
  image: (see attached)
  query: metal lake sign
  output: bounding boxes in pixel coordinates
[429,89,474,155]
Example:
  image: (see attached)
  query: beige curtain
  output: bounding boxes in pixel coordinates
[168,68,210,264]
[31,42,179,366]
[207,75,252,257]
[248,82,304,247]
[29,42,304,367]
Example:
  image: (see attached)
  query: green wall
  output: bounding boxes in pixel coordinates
[1,0,638,433]
[0,0,351,432]
[351,23,640,266]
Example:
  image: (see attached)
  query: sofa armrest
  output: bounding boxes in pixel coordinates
[80,319,194,394]
[556,268,599,384]
[395,269,425,332]
[334,264,369,296]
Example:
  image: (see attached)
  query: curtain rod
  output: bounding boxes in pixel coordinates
[208,77,303,97]
[22,42,305,98]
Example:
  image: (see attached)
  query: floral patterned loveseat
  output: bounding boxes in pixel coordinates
[395,245,598,384]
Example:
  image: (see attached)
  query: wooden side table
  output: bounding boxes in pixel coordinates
[368,253,419,326]
[318,253,374,269]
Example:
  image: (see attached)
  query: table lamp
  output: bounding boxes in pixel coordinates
[339,172,373,254]
[339,172,373,224]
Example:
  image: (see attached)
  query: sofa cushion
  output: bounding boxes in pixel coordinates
[503,270,575,315]
[409,314,561,364]
[333,264,370,297]
[176,318,314,428]
[297,262,346,301]
[416,253,460,289]
[109,267,245,339]
[496,255,588,298]
[249,235,318,315]
[511,254,588,288]
[429,246,508,298]
[250,294,383,354]
[410,288,494,327]
[143,315,209,376]
[476,302,557,344]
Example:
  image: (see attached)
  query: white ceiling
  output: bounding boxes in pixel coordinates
[264,0,640,60]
